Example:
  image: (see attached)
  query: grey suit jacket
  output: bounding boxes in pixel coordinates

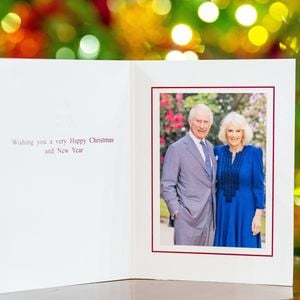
[161,134,217,230]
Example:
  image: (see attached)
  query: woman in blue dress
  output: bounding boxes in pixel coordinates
[214,112,265,248]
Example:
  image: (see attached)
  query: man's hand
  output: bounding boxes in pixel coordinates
[172,210,179,219]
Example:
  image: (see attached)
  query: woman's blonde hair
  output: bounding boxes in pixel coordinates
[218,112,253,145]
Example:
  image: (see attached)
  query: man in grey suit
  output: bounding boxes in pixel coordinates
[161,103,217,246]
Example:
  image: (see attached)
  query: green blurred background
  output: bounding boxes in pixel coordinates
[0,0,299,288]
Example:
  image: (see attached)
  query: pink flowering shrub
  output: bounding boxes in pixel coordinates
[160,93,187,167]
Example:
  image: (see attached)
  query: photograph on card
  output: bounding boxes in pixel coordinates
[151,87,274,256]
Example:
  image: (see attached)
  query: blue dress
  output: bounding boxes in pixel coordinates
[214,145,265,248]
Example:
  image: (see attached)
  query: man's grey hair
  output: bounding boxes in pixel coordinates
[188,103,213,125]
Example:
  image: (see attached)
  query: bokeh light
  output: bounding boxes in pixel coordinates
[211,0,230,9]
[248,26,269,46]
[296,188,300,206]
[165,50,199,60]
[218,31,240,53]
[235,4,257,27]
[6,29,25,43]
[262,14,282,33]
[171,24,193,46]
[107,0,126,13]
[183,51,198,60]
[1,12,21,33]
[255,0,270,3]
[279,42,287,51]
[20,37,40,57]
[197,2,219,23]
[56,23,76,43]
[165,50,185,60]
[56,47,76,59]
[269,2,289,22]
[78,34,100,59]
[285,36,300,54]
[152,0,171,16]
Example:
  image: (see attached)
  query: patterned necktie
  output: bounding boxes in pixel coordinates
[200,140,212,178]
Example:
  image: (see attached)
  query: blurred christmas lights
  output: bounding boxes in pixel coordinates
[55,23,76,43]
[269,2,288,22]
[78,34,101,59]
[248,25,269,47]
[0,0,298,61]
[262,14,282,33]
[56,47,75,59]
[197,2,219,23]
[183,50,198,60]
[165,49,198,60]
[165,50,184,60]
[151,0,171,15]
[1,12,21,33]
[171,24,193,46]
[235,4,257,27]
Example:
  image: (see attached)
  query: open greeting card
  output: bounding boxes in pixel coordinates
[0,59,295,293]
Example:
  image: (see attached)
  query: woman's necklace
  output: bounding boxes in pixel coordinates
[229,145,244,162]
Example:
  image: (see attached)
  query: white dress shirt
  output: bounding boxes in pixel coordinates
[189,131,211,165]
